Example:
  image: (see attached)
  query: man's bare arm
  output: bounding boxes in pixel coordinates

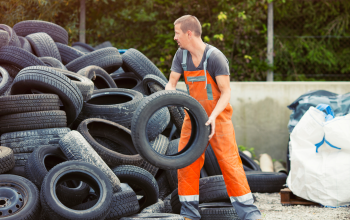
[165,71,182,90]
[205,75,231,139]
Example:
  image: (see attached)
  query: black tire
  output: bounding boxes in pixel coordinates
[0,64,21,78]
[0,110,67,134]
[1,127,71,154]
[120,213,184,220]
[0,174,41,220]
[165,139,179,191]
[13,20,69,44]
[4,165,26,177]
[66,47,122,73]
[142,74,185,132]
[24,145,68,188]
[139,134,169,176]
[0,66,13,96]
[26,32,61,61]
[59,130,122,193]
[122,48,167,82]
[0,30,9,48]
[77,118,143,167]
[0,24,21,47]
[10,66,84,124]
[204,146,261,176]
[24,145,90,207]
[112,165,159,211]
[52,68,94,101]
[40,160,112,220]
[156,171,172,201]
[73,190,140,220]
[140,200,166,214]
[0,46,45,70]
[18,36,33,53]
[76,88,143,128]
[245,171,287,193]
[0,146,15,173]
[131,90,210,170]
[112,71,144,93]
[72,42,95,52]
[76,65,97,80]
[94,41,113,50]
[13,153,31,166]
[170,175,230,214]
[56,42,85,65]
[39,57,67,70]
[199,202,239,220]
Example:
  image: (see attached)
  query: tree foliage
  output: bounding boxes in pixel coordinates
[1,0,349,81]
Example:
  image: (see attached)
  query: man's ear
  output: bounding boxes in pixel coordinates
[187,30,193,39]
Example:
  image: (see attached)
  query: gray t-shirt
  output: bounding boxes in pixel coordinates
[170,44,230,84]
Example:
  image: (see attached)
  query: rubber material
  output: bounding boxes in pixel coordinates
[0,66,13,96]
[39,57,67,70]
[18,36,33,54]
[199,202,239,220]
[122,48,167,82]
[165,139,180,191]
[72,42,95,52]
[139,134,169,176]
[10,66,83,124]
[40,160,113,220]
[120,213,184,219]
[0,110,67,134]
[75,88,143,129]
[0,24,21,47]
[26,32,61,61]
[0,30,9,48]
[112,165,159,210]
[131,90,210,170]
[245,171,287,193]
[56,42,85,65]
[0,146,15,173]
[0,64,20,78]
[0,174,41,220]
[59,131,122,193]
[1,127,71,154]
[94,41,113,50]
[13,20,69,44]
[66,47,122,73]
[112,71,144,93]
[0,46,45,69]
[170,175,230,214]
[77,118,143,167]
[72,190,140,220]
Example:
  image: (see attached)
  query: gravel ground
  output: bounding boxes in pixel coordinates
[254,193,350,220]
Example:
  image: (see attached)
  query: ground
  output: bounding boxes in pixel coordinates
[253,193,350,220]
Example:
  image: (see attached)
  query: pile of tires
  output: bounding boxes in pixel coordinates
[0,20,286,220]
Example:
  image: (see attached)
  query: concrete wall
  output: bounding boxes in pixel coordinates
[177,81,350,161]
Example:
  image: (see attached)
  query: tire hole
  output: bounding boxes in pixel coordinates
[0,200,5,205]
[16,205,19,208]
[8,210,12,214]
[19,198,22,202]
[0,211,2,216]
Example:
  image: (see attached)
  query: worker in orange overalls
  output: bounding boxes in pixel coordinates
[165,15,262,220]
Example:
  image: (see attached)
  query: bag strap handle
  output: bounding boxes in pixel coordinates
[316,104,334,121]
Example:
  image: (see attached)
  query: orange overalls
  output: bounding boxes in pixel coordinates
[177,47,261,220]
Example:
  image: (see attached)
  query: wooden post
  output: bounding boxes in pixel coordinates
[267,1,274,81]
[79,0,86,43]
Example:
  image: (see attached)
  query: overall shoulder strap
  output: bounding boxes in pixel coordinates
[181,50,188,71]
[203,46,219,88]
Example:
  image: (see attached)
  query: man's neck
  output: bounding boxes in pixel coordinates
[186,39,207,60]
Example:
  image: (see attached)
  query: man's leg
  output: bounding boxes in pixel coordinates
[210,121,261,220]
[177,115,204,220]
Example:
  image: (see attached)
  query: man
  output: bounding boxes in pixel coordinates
[165,15,262,220]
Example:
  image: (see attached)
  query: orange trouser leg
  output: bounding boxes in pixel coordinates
[177,115,205,196]
[209,121,251,198]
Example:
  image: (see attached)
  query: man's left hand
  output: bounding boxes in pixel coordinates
[205,117,216,140]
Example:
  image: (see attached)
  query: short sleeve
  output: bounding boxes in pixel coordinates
[209,50,230,78]
[170,49,184,74]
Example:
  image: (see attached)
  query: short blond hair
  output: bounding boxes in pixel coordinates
[174,15,202,37]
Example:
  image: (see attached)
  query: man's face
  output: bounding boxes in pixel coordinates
[174,24,188,49]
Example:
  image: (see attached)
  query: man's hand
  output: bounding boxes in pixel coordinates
[205,116,216,140]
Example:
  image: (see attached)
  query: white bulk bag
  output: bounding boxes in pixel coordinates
[287,104,350,207]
